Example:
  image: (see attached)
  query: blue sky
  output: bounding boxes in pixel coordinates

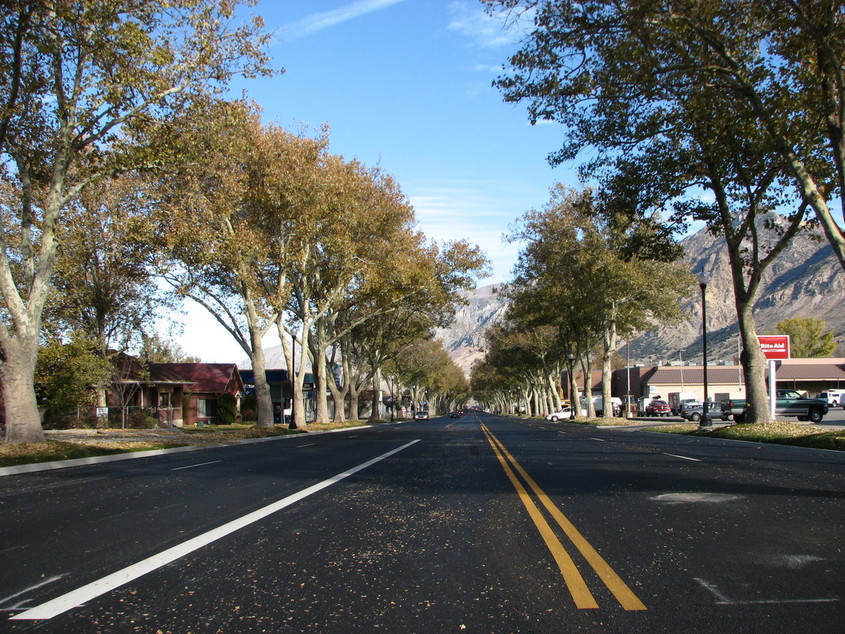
[178,0,582,362]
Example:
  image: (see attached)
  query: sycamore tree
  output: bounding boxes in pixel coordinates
[330,231,490,423]
[357,239,489,422]
[42,174,177,410]
[487,0,832,422]
[289,158,419,425]
[482,316,564,417]
[481,322,558,417]
[158,104,323,429]
[488,0,845,269]
[332,290,438,422]
[0,1,271,443]
[46,174,173,355]
[283,150,490,426]
[506,186,692,418]
[389,338,468,416]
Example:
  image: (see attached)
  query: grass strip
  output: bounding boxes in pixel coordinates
[0,440,183,468]
[0,420,373,468]
[646,421,845,451]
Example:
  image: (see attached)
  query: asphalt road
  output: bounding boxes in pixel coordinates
[1,414,842,632]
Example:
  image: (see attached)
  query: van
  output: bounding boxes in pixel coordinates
[590,395,623,416]
[816,390,845,406]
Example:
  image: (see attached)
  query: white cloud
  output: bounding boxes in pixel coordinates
[408,182,537,284]
[447,1,534,49]
[283,0,407,39]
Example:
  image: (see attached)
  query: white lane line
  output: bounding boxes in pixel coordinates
[590,437,606,442]
[11,439,421,621]
[663,453,701,462]
[0,576,66,610]
[170,460,222,471]
[296,443,316,448]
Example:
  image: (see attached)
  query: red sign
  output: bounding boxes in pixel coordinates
[758,335,790,359]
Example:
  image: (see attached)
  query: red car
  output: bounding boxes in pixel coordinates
[645,400,671,416]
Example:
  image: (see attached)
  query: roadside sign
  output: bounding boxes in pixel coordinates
[758,335,790,360]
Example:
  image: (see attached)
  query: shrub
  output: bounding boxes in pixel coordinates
[128,410,156,429]
[240,393,257,422]
[217,393,238,426]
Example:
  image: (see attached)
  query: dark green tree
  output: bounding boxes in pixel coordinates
[35,335,112,425]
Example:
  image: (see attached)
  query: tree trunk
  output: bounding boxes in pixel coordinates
[2,338,44,444]
[249,341,274,428]
[313,356,330,425]
[370,367,382,420]
[583,356,596,418]
[735,299,771,424]
[327,379,348,423]
[601,311,617,418]
[287,320,311,429]
[548,372,562,412]
[310,323,331,425]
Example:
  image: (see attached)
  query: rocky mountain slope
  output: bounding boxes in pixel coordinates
[436,224,845,377]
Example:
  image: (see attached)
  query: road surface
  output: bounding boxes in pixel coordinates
[1,413,842,632]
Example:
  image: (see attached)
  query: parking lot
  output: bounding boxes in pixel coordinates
[634,403,845,428]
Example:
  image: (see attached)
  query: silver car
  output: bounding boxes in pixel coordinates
[680,403,723,423]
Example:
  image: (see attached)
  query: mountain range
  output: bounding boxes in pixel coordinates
[435,224,845,377]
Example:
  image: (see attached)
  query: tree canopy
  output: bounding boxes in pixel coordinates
[0,0,273,443]
[485,0,843,422]
[487,0,845,269]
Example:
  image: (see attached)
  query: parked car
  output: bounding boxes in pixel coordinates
[545,405,587,421]
[546,407,573,421]
[680,403,720,423]
[721,390,829,423]
[645,400,671,416]
[816,390,845,407]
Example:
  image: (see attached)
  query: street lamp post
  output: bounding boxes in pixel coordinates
[698,274,712,428]
[567,353,576,419]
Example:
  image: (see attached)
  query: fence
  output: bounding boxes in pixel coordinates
[40,406,171,430]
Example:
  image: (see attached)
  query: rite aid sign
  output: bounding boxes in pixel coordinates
[758,335,790,359]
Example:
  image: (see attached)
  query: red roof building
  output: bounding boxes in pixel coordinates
[110,362,244,427]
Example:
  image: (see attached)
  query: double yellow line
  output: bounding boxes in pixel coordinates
[481,424,647,611]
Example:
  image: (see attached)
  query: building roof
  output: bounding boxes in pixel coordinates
[646,365,745,386]
[775,360,845,380]
[149,363,243,394]
[239,369,290,384]
[644,359,845,383]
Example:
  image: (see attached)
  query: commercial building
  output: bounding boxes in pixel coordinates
[567,358,845,404]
